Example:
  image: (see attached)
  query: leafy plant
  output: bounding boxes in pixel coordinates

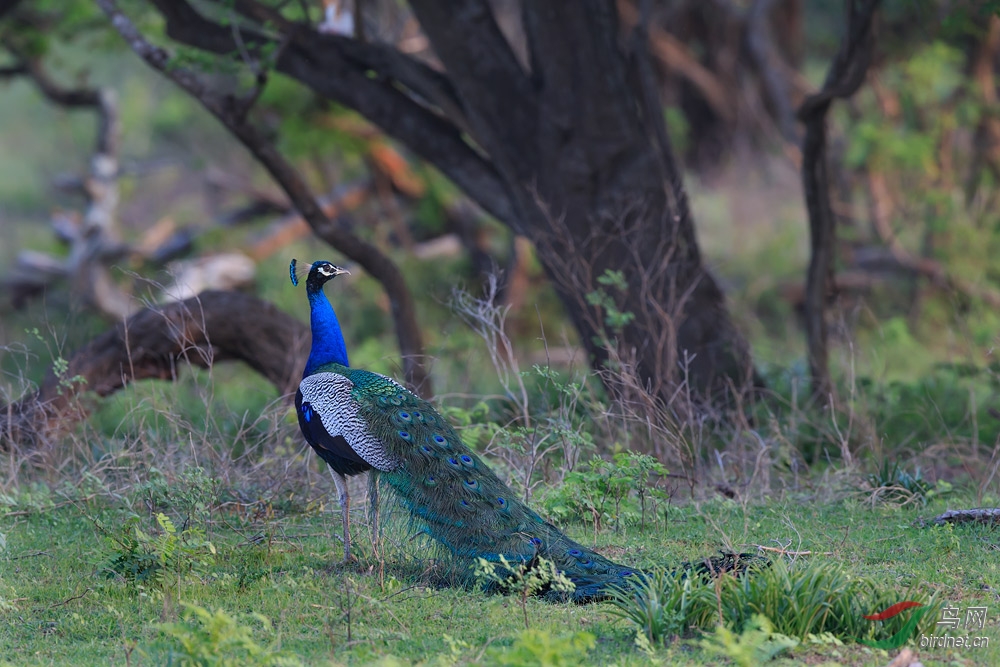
[699,614,799,666]
[103,512,215,588]
[157,602,301,666]
[585,269,635,334]
[474,556,575,629]
[488,629,596,667]
[539,452,669,535]
[132,467,220,526]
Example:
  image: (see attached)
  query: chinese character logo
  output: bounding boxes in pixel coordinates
[937,604,988,633]
[860,601,927,649]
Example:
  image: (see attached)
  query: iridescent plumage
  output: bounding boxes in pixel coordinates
[292,259,760,600]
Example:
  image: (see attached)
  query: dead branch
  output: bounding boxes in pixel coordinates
[617,0,734,122]
[0,41,135,319]
[797,0,880,402]
[205,168,289,206]
[1,291,308,450]
[866,171,1000,308]
[745,0,799,145]
[97,0,431,396]
[246,181,372,261]
[928,508,1000,526]
[967,15,1000,204]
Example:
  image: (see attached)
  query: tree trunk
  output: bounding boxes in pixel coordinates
[140,0,757,408]
[797,0,880,402]
[410,1,755,403]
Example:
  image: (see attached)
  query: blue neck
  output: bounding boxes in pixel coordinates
[304,286,349,376]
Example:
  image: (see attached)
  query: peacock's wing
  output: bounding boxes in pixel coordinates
[298,369,400,472]
[343,368,640,599]
[295,387,372,476]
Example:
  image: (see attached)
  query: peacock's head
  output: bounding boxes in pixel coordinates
[290,259,350,291]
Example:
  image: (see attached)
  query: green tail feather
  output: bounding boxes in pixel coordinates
[329,363,761,601]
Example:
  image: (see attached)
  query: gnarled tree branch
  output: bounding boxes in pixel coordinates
[1,291,308,450]
[797,0,879,402]
[0,39,133,318]
[97,0,432,396]
[147,0,517,228]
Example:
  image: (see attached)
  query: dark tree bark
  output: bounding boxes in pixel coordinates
[797,0,880,402]
[118,0,757,408]
[406,0,756,402]
[0,0,22,19]
[1,291,308,450]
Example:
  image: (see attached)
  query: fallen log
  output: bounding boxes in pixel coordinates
[928,508,1000,527]
[1,291,308,451]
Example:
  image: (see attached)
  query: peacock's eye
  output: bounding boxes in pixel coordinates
[569,549,582,557]
[447,457,459,466]
[433,435,446,444]
[530,537,542,546]
[398,430,411,440]
[460,455,473,465]
[497,497,507,507]
[464,479,478,489]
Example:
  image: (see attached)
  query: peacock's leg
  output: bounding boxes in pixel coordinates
[329,469,355,563]
[368,471,380,538]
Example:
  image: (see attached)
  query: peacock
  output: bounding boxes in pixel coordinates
[291,258,759,601]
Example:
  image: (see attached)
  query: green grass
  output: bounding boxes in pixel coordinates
[3,21,1000,667]
[2,481,998,666]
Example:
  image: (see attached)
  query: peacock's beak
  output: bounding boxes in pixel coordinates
[333,266,351,276]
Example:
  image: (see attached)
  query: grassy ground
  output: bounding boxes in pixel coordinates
[2,474,998,666]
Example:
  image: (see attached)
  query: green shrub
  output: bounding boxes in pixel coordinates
[157,603,301,666]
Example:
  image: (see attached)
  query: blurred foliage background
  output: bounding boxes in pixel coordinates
[1,0,1000,479]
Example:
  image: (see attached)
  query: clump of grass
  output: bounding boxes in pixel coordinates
[719,559,939,642]
[607,559,940,647]
[606,568,716,645]
[860,460,935,507]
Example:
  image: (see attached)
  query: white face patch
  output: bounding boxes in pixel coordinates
[317,264,335,277]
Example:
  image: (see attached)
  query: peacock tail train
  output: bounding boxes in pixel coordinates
[311,361,649,600]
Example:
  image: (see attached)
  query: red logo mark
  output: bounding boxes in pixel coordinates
[863,601,924,621]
